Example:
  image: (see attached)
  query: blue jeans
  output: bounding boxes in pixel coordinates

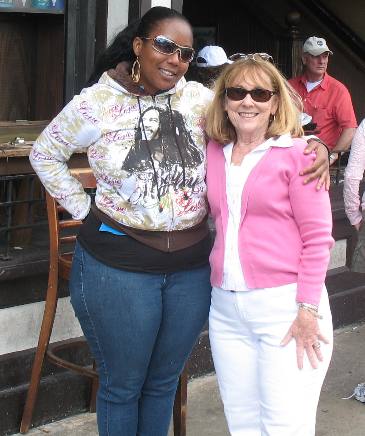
[69,242,211,436]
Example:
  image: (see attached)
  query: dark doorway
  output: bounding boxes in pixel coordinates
[182,0,293,77]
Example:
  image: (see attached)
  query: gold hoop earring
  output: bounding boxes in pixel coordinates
[131,58,141,83]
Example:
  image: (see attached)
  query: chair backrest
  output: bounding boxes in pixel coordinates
[46,168,96,280]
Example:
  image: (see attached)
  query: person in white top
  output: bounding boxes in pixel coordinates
[344,119,365,271]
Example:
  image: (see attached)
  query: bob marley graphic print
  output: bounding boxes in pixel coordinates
[122,103,204,213]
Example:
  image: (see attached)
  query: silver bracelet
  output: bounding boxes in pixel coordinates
[298,302,318,311]
[297,302,323,319]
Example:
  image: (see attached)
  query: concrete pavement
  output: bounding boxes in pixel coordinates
[13,322,365,435]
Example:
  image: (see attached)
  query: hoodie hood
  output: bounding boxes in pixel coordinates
[99,61,187,97]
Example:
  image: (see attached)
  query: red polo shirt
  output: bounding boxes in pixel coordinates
[289,73,357,149]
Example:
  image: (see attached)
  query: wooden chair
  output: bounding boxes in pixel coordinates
[20,168,188,435]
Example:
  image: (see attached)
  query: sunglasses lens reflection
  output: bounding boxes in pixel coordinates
[153,36,194,62]
[154,36,175,54]
[226,88,246,100]
[251,89,273,102]
[228,52,273,63]
[229,53,244,61]
[179,49,195,62]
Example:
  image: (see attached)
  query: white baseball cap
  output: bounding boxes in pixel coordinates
[195,46,232,68]
[303,36,333,56]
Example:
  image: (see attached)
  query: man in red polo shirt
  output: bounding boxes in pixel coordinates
[289,36,357,164]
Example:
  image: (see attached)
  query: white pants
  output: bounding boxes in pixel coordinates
[209,285,333,436]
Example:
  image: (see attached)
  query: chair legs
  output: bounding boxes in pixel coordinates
[85,364,187,434]
[20,276,59,433]
[77,364,187,432]
[173,367,188,436]
[20,340,51,433]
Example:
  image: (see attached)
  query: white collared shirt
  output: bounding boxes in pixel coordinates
[221,134,293,291]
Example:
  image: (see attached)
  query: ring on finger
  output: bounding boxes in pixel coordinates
[313,341,321,350]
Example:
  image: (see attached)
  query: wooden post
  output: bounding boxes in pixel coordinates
[286,11,303,78]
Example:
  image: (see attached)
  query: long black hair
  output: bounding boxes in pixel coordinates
[86,6,191,86]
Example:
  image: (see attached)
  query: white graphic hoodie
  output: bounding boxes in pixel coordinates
[30,63,213,231]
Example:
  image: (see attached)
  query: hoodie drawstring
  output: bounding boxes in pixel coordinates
[167,95,188,200]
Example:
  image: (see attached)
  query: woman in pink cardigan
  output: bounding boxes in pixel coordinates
[205,56,334,435]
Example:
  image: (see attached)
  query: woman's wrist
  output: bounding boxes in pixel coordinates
[309,137,331,161]
[297,302,323,319]
[329,152,338,164]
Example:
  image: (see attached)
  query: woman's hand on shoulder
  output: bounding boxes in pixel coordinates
[300,139,330,191]
[281,307,329,369]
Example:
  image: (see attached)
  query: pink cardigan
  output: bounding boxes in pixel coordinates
[206,137,334,305]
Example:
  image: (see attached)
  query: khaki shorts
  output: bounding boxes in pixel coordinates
[352,216,365,273]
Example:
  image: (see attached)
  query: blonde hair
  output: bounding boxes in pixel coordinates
[205,58,304,144]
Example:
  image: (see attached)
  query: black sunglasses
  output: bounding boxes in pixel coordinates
[225,87,276,102]
[228,52,273,63]
[141,35,195,63]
